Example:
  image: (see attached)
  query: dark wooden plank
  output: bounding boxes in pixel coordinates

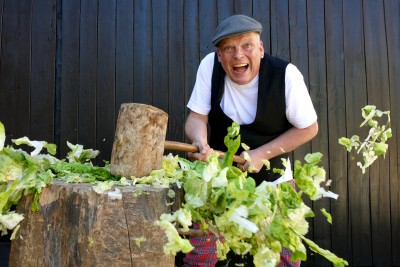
[78,0,98,150]
[217,0,234,21]
[152,0,168,113]
[287,1,314,265]
[0,0,31,140]
[133,0,152,104]
[289,0,310,161]
[363,1,392,266]
[325,0,351,264]
[253,0,270,54]
[343,0,372,265]
[30,0,57,143]
[0,0,4,55]
[183,0,200,128]
[167,0,185,143]
[306,1,331,266]
[96,0,116,163]
[199,0,217,59]
[60,0,80,156]
[234,0,252,16]
[384,0,400,265]
[116,0,134,110]
[270,0,289,61]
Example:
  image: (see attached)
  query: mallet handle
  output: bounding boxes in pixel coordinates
[164,140,246,164]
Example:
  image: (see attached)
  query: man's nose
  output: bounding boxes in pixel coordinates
[233,47,244,58]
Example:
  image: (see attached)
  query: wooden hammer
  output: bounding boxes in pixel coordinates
[110,103,245,178]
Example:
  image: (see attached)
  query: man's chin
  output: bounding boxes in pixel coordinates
[230,76,251,85]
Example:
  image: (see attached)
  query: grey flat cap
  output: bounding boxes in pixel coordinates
[212,15,263,46]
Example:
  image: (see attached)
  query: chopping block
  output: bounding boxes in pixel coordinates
[9,181,181,267]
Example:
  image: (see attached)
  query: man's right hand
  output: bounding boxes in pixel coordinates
[187,141,214,162]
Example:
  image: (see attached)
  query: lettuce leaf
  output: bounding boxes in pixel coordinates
[0,122,5,151]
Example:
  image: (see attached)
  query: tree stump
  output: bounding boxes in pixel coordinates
[110,103,169,178]
[9,181,182,267]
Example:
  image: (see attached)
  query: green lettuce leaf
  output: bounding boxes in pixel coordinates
[0,122,5,151]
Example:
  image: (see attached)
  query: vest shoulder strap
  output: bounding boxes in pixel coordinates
[211,53,225,108]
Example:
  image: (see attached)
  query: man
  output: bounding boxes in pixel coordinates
[183,14,318,267]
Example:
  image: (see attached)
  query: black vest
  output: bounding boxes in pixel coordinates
[209,53,292,183]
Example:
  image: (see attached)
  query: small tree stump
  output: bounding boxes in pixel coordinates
[9,181,182,267]
[110,103,168,178]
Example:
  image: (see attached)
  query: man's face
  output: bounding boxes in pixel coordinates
[217,32,264,85]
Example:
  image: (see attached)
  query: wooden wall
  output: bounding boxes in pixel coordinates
[0,0,399,266]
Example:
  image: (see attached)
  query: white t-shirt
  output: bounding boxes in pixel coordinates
[187,52,317,128]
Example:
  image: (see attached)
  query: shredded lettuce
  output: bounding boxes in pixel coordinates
[0,122,5,151]
[155,122,348,266]
[154,220,193,255]
[339,105,391,173]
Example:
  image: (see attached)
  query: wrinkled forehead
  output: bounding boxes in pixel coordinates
[218,32,261,47]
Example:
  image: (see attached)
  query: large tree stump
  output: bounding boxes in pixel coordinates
[9,181,182,267]
[111,103,168,178]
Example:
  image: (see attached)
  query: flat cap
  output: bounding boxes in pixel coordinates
[212,15,263,46]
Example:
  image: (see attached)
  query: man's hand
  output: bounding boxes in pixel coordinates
[188,141,214,162]
[238,148,266,173]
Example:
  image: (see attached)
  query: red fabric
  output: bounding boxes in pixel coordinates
[182,224,220,267]
[183,233,300,267]
[277,247,301,267]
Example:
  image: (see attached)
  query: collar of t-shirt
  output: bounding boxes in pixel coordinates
[220,74,259,125]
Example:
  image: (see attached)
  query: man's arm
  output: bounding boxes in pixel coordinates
[240,121,319,172]
[185,111,214,161]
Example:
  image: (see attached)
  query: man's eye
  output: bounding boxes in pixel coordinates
[243,43,253,50]
[224,46,234,52]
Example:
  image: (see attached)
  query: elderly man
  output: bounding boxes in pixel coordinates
[183,14,318,267]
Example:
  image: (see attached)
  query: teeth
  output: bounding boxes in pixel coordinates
[234,63,248,67]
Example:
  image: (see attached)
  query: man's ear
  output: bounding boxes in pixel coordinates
[216,48,222,62]
[259,40,265,55]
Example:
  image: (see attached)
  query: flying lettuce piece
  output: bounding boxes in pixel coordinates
[0,122,5,151]
[92,180,114,194]
[203,153,220,182]
[339,105,391,173]
[229,205,259,233]
[294,152,328,201]
[220,122,241,168]
[301,235,348,267]
[154,220,193,255]
[12,136,56,156]
[321,208,332,224]
[338,135,360,152]
[160,208,192,231]
[66,141,99,163]
[253,246,280,267]
[133,236,146,248]
[107,187,122,200]
[211,167,228,188]
[0,211,24,236]
[0,154,24,182]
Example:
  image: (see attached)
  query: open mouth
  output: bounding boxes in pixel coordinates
[233,63,249,73]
